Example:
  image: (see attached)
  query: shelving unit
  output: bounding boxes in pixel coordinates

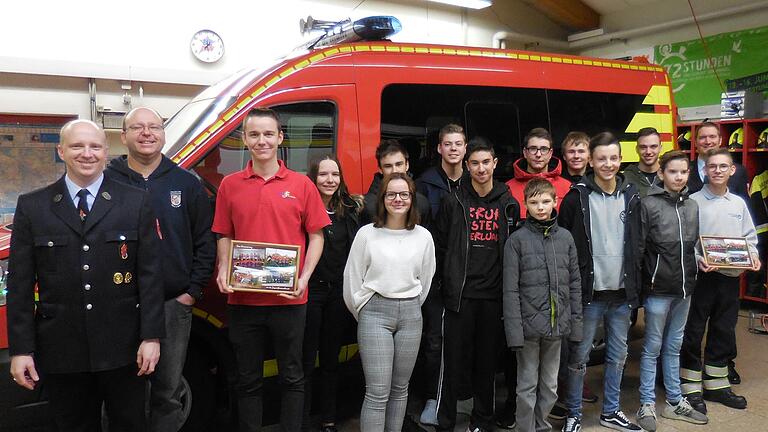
[676,117,768,304]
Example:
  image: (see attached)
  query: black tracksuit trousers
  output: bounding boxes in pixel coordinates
[436,298,502,431]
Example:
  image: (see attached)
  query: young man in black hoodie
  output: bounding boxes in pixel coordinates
[107,107,216,432]
[434,140,520,432]
[414,124,467,426]
[558,132,642,432]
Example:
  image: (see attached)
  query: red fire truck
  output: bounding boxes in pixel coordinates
[0,16,674,430]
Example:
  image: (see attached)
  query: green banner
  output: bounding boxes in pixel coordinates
[654,26,768,108]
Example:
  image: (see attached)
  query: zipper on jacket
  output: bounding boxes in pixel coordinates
[650,254,661,288]
[675,199,686,297]
[457,196,470,311]
[550,236,558,334]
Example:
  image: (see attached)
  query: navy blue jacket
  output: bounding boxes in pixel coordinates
[107,156,216,300]
[416,165,468,219]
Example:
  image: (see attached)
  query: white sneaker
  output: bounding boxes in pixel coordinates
[661,398,708,425]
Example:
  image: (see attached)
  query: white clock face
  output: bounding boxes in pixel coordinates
[191,30,224,63]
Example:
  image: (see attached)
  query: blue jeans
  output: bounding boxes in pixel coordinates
[639,295,691,405]
[565,300,631,418]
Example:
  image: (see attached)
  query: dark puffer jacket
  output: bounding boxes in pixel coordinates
[503,215,582,349]
[639,185,699,298]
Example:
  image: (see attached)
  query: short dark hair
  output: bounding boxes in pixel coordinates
[524,178,556,201]
[697,121,721,138]
[637,127,660,140]
[374,172,420,230]
[561,131,589,149]
[375,139,408,166]
[523,128,552,148]
[705,147,733,162]
[242,107,282,132]
[466,136,495,158]
[589,131,621,155]
[659,150,690,171]
[438,124,465,143]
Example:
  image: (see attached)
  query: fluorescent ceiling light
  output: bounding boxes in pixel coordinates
[428,0,492,9]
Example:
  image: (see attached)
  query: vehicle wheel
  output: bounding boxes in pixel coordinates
[178,376,193,426]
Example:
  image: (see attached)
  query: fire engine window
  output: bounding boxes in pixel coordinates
[381,84,547,182]
[382,84,654,181]
[546,90,649,144]
[192,102,336,191]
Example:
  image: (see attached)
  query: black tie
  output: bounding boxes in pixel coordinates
[77,189,89,222]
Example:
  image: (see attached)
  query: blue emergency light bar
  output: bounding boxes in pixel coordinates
[307,16,402,49]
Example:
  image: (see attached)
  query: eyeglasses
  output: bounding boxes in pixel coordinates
[706,163,732,172]
[125,124,164,134]
[525,146,552,155]
[384,191,412,201]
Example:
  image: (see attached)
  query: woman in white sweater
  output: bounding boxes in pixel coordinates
[343,172,436,432]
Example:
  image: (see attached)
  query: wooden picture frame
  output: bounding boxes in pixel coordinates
[700,235,753,269]
[227,240,301,294]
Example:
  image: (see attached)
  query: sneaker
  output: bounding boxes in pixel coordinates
[703,388,747,409]
[495,409,516,429]
[420,399,438,426]
[549,402,568,420]
[661,398,708,425]
[466,426,490,432]
[636,403,657,431]
[728,362,741,385]
[599,410,642,432]
[562,416,582,432]
[686,393,707,414]
[583,383,599,403]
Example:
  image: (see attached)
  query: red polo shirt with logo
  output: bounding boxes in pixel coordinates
[212,160,330,306]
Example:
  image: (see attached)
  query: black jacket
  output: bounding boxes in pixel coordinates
[639,185,699,298]
[311,195,364,285]
[416,165,468,219]
[106,156,216,300]
[559,173,641,307]
[362,172,432,229]
[7,176,165,373]
[435,180,520,312]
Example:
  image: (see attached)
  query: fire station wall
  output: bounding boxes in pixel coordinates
[578,0,768,59]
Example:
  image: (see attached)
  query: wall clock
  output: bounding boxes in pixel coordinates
[191,29,224,63]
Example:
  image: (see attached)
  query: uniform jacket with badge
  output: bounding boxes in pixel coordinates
[106,155,216,301]
[7,176,165,374]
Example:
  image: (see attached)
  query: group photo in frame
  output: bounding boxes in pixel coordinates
[227,240,302,294]
[700,235,754,269]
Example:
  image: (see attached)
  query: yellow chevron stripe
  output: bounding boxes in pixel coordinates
[642,85,672,106]
[626,112,674,134]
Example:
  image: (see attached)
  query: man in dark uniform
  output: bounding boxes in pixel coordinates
[7,119,165,432]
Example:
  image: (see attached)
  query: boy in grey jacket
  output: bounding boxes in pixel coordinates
[636,151,707,431]
[503,178,582,432]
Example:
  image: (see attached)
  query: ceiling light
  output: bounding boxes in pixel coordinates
[428,0,492,10]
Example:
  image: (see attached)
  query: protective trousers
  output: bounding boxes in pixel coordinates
[680,272,739,395]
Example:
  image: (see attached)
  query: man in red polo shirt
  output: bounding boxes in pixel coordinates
[213,108,330,432]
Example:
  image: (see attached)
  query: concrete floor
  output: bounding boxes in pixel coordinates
[323,307,768,432]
